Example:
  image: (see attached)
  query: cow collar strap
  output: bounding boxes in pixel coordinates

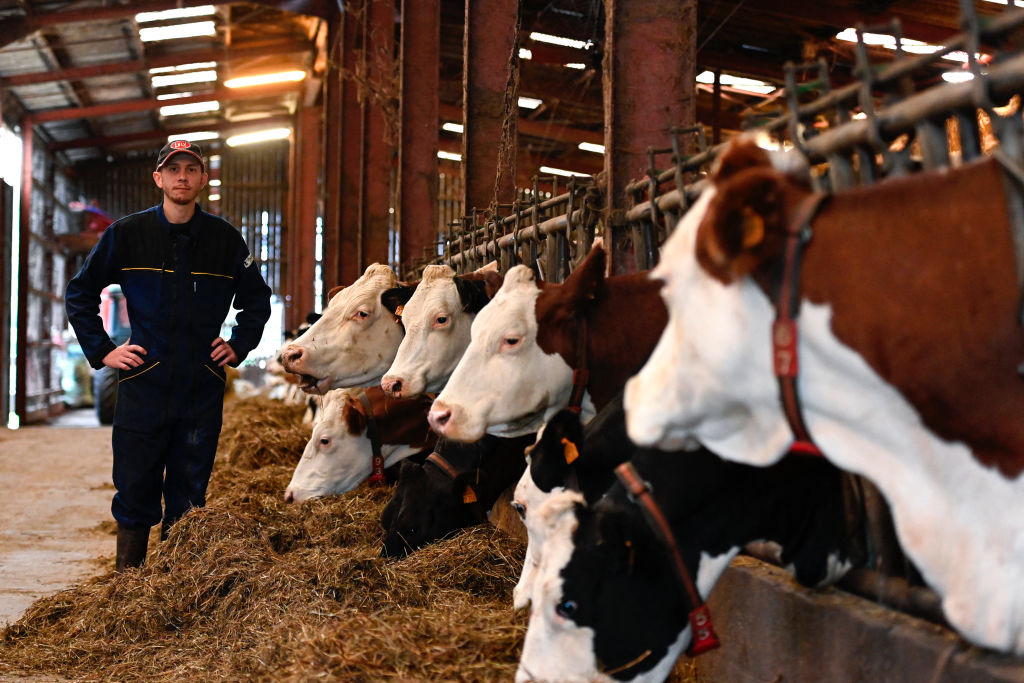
[770,191,829,458]
[614,462,720,656]
[357,392,387,485]
[426,449,479,505]
[567,315,589,414]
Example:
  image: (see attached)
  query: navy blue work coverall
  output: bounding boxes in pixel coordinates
[66,204,271,529]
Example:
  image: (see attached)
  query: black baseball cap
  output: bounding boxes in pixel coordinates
[156,140,206,172]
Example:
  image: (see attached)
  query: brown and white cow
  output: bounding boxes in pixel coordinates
[280,264,403,393]
[428,242,667,441]
[380,264,500,398]
[625,138,1024,654]
[284,386,435,502]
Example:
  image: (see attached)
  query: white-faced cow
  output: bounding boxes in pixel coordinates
[429,242,667,441]
[380,264,501,398]
[379,432,534,557]
[280,264,404,393]
[284,386,435,502]
[516,402,852,682]
[625,137,1024,654]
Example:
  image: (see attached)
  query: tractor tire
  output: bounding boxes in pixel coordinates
[93,366,118,425]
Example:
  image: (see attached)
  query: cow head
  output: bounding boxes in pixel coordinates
[429,247,607,441]
[381,265,501,398]
[379,458,484,557]
[515,491,690,683]
[284,388,425,501]
[624,139,807,462]
[512,410,585,610]
[280,263,404,393]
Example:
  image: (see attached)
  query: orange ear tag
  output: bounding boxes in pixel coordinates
[561,437,579,464]
[462,486,478,504]
[740,207,765,247]
[394,305,404,317]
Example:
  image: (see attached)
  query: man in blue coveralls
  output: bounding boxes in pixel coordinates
[66,140,271,572]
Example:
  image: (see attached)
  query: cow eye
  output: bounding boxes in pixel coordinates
[435,315,448,326]
[512,501,526,520]
[500,336,521,351]
[319,437,331,447]
[555,600,578,618]
[352,309,370,320]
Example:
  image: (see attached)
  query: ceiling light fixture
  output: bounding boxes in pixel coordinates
[834,28,977,63]
[442,122,464,134]
[540,165,590,177]
[136,5,214,22]
[564,63,586,70]
[518,96,543,109]
[149,62,218,75]
[151,70,217,88]
[578,142,605,154]
[438,151,462,161]
[519,48,533,60]
[223,71,306,88]
[168,131,219,142]
[695,70,775,94]
[139,21,216,42]
[156,92,196,101]
[159,100,220,117]
[226,128,291,147]
[529,31,588,50]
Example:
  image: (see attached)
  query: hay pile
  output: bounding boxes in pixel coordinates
[218,396,312,469]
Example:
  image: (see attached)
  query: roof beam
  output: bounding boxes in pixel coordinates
[48,113,296,151]
[438,103,602,147]
[2,39,313,88]
[26,81,300,124]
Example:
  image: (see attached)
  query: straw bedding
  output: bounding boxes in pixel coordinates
[0,396,700,681]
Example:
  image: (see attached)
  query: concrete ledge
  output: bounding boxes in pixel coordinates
[692,557,1024,683]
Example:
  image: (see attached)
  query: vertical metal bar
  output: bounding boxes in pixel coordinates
[399,0,440,269]
[603,0,696,275]
[462,0,519,212]
[15,120,32,422]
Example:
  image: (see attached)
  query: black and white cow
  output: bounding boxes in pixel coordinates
[516,403,853,682]
[380,432,534,557]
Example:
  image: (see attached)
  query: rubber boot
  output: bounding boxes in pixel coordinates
[115,523,150,572]
[160,517,174,542]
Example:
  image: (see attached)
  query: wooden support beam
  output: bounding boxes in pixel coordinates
[26,82,300,124]
[285,106,320,331]
[398,0,441,270]
[47,114,295,152]
[321,17,345,292]
[337,6,363,285]
[15,121,32,422]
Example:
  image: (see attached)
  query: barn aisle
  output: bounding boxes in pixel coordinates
[0,411,113,626]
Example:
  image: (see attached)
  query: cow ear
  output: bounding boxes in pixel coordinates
[563,242,606,310]
[712,137,773,184]
[342,395,366,435]
[481,269,504,298]
[327,285,346,301]
[381,284,417,317]
[454,276,492,314]
[696,166,789,284]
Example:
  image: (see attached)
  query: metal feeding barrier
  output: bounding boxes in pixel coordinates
[424,0,1024,633]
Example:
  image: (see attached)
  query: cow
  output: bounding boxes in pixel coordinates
[516,404,852,683]
[284,386,436,502]
[428,242,667,441]
[380,264,501,398]
[511,394,641,610]
[379,432,534,557]
[280,263,404,393]
[624,137,1024,654]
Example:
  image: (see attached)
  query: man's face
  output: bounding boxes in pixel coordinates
[153,155,207,206]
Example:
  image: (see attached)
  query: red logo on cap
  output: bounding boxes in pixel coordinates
[170,140,190,149]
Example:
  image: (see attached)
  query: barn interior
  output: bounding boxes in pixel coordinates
[1,2,1024,680]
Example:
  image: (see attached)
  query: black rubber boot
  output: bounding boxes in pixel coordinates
[160,517,174,542]
[115,523,150,572]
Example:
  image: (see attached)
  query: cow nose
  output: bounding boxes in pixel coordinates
[381,375,403,398]
[428,402,452,433]
[281,346,303,368]
[284,490,295,504]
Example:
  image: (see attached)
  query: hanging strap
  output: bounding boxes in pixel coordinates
[567,316,589,413]
[615,462,720,655]
[357,392,386,485]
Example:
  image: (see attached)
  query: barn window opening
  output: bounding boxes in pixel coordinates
[1,124,22,429]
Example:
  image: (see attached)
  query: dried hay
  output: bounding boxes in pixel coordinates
[0,460,528,681]
[218,396,311,469]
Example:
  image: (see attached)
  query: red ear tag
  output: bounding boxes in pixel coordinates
[687,605,721,655]
[368,454,386,485]
[561,437,579,464]
[462,485,478,504]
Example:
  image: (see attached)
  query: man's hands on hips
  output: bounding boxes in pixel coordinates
[103,343,147,370]
[211,337,238,367]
